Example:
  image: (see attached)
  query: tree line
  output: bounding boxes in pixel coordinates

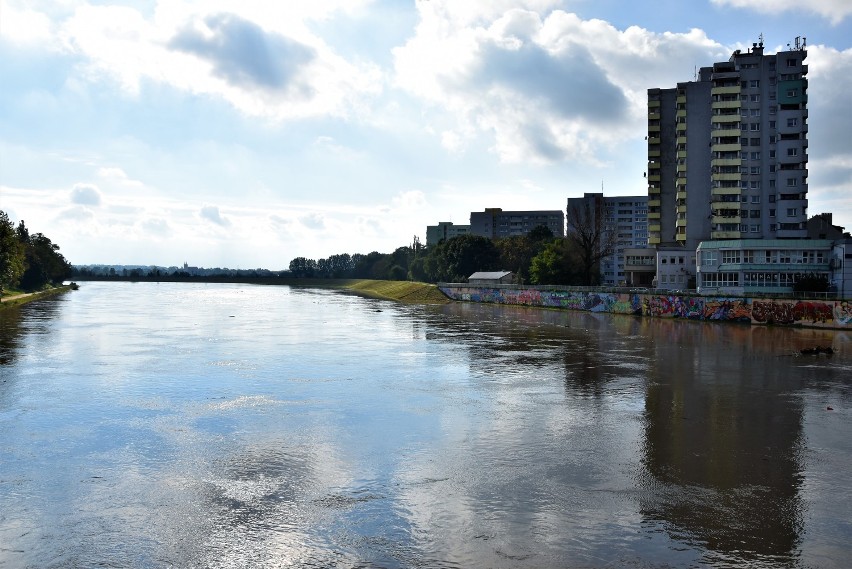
[290,205,615,286]
[1,210,72,295]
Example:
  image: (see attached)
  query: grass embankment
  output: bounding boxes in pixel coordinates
[339,279,450,304]
[0,285,74,308]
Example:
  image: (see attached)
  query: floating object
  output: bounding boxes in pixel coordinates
[827,406,834,411]
[800,346,834,355]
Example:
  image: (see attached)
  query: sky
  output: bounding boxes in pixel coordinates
[1,0,850,270]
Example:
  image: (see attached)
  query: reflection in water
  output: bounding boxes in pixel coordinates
[1,283,850,568]
[639,318,816,567]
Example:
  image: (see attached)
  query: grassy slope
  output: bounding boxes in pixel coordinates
[340,280,450,304]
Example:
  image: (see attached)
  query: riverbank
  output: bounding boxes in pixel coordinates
[0,284,74,309]
[338,279,450,304]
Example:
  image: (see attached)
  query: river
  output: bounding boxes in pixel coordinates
[1,282,850,568]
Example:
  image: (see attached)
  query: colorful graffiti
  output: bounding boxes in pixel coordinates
[438,285,850,329]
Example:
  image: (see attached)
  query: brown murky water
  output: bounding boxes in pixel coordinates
[1,282,850,568]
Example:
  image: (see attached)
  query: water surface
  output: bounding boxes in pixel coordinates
[1,282,850,567]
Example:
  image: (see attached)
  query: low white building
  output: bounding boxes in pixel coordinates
[653,246,696,291]
[468,271,514,285]
[696,239,832,296]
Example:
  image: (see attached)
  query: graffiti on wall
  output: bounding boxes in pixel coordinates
[437,286,850,329]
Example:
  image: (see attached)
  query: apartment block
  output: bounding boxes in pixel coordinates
[469,208,565,240]
[426,221,470,246]
[648,38,809,247]
[567,193,649,286]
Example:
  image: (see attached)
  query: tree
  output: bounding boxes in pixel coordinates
[17,232,72,290]
[529,239,579,285]
[430,234,500,282]
[495,231,554,284]
[566,200,616,285]
[0,211,25,294]
[288,257,317,278]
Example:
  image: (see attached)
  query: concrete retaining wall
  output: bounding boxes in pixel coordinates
[438,285,852,330]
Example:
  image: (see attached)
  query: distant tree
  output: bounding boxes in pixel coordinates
[430,234,500,282]
[0,211,25,294]
[566,201,616,286]
[526,224,554,242]
[288,257,317,278]
[529,239,578,285]
[352,251,387,279]
[495,231,554,284]
[16,231,71,291]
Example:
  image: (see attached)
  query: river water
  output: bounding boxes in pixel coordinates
[1,282,850,568]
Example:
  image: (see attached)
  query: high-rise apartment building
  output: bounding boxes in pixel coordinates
[647,38,809,248]
[567,193,648,286]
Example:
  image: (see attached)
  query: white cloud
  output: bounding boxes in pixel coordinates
[199,204,230,226]
[0,0,55,46]
[391,190,427,210]
[55,2,383,120]
[710,0,852,25]
[70,182,102,206]
[393,4,727,164]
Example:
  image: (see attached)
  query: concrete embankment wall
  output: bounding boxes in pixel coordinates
[438,284,852,330]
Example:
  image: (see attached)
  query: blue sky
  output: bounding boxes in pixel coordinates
[1,0,850,269]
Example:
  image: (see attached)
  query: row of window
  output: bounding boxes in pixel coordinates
[703,249,826,265]
[702,271,824,288]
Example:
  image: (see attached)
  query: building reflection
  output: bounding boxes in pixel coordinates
[640,318,807,564]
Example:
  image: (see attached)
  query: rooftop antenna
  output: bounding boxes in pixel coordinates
[759,32,764,47]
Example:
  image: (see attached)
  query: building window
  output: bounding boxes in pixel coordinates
[786,58,797,67]
[750,225,759,233]
[770,180,776,188]
[769,135,776,144]
[751,166,760,174]
[770,209,776,217]
[787,89,798,97]
[751,138,760,146]
[750,152,760,160]
[787,208,798,217]
[751,195,760,203]
[723,251,741,263]
[787,118,799,127]
[702,251,717,265]
[750,210,761,218]
[750,181,760,189]
[750,109,760,117]
[769,149,776,158]
[769,121,776,129]
[770,165,776,172]
[751,94,760,102]
[787,178,797,187]
[750,123,760,131]
[787,148,798,156]
[769,105,777,115]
